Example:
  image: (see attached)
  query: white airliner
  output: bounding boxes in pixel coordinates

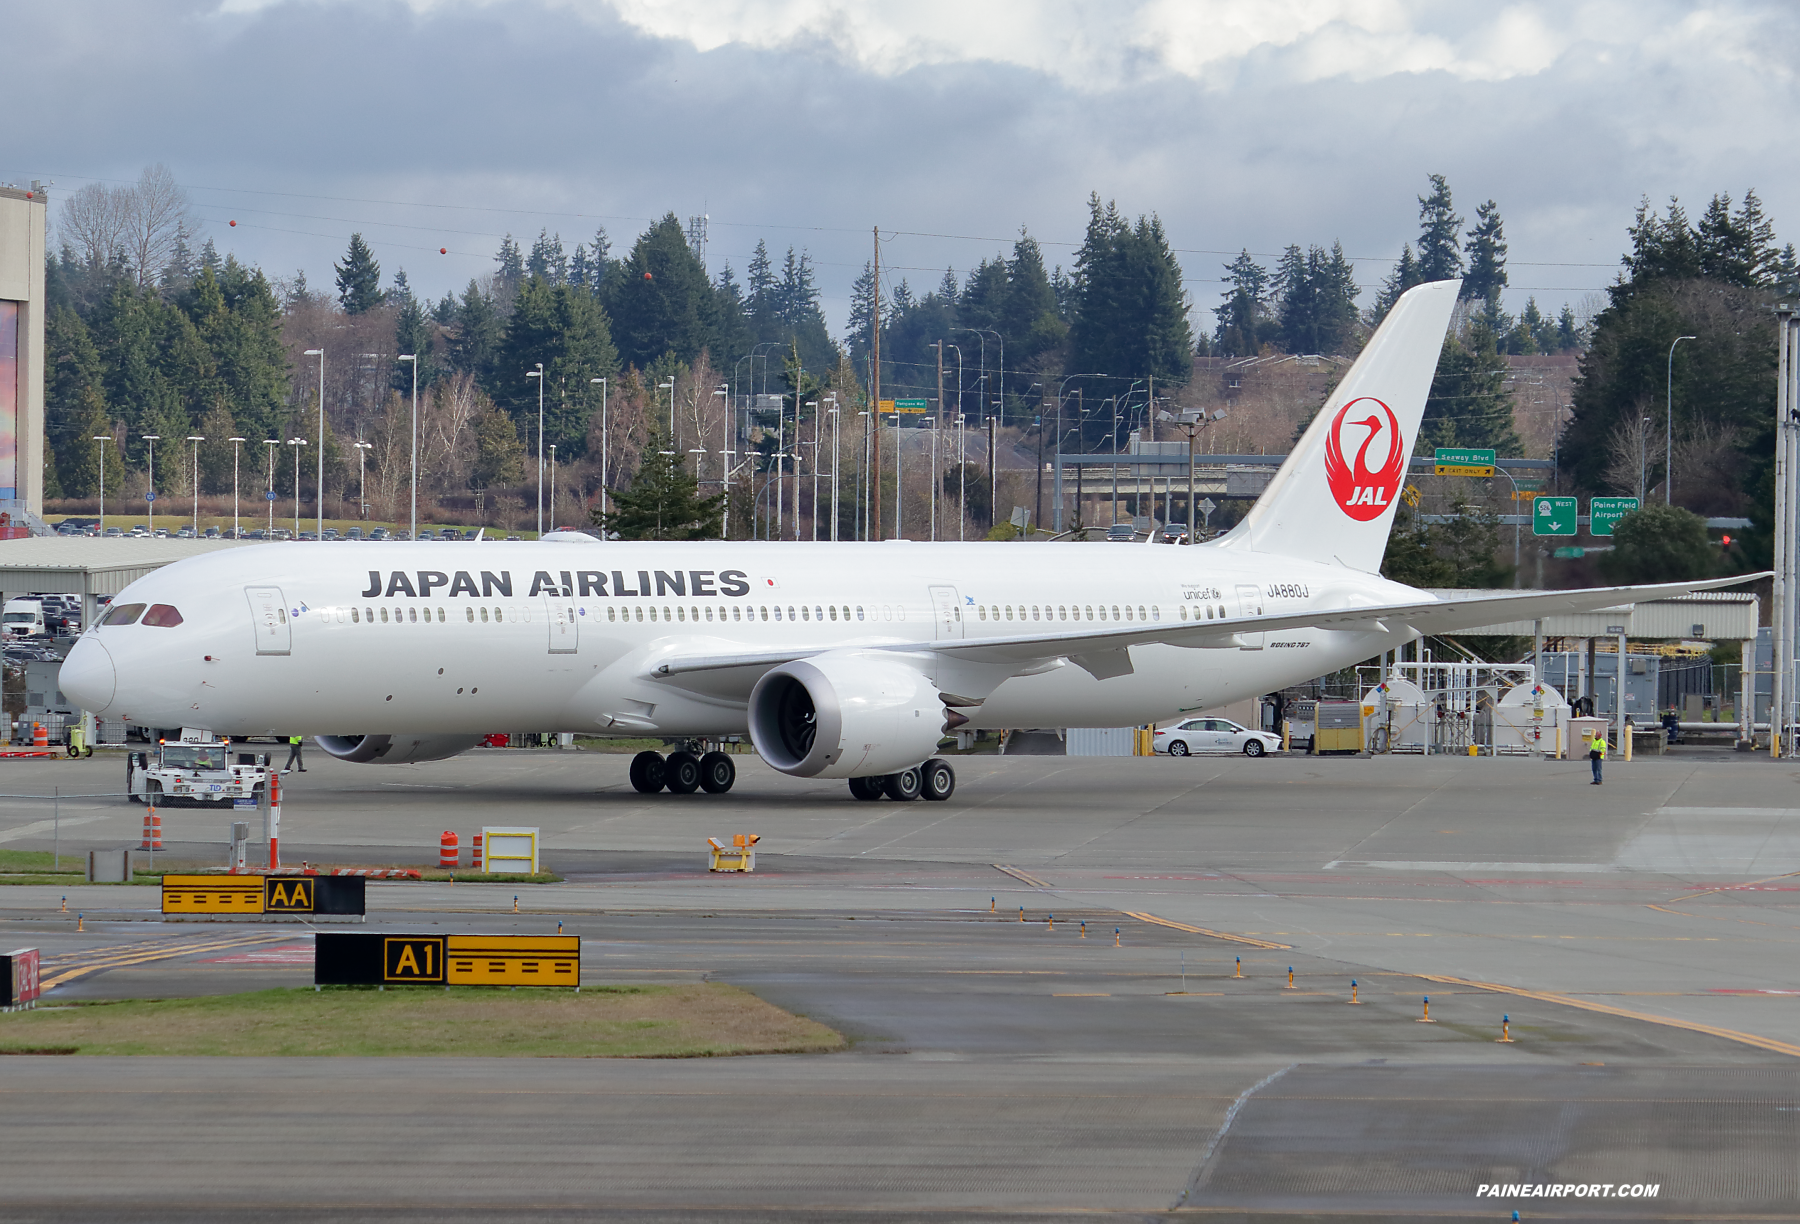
[59,281,1746,802]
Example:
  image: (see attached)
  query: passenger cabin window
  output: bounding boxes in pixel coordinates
[142,604,184,628]
[103,603,146,626]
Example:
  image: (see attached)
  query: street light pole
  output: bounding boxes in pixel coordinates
[263,441,278,535]
[549,444,557,531]
[140,435,159,531]
[589,377,608,522]
[303,349,324,540]
[806,400,820,541]
[186,436,203,533]
[287,439,307,537]
[659,379,675,438]
[526,363,545,536]
[93,435,113,531]
[398,354,418,537]
[827,394,840,542]
[228,437,245,537]
[353,441,372,521]
[1666,335,1697,504]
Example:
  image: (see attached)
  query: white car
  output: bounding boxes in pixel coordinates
[1153,718,1280,758]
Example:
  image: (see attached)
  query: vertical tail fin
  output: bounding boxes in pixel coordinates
[1220,279,1459,571]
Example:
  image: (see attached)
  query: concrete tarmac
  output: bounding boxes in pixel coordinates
[4,747,1800,1219]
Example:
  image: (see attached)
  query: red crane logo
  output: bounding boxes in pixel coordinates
[1323,397,1404,522]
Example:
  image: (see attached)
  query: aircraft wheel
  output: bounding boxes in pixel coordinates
[920,758,955,802]
[664,751,702,794]
[699,751,736,794]
[628,750,668,794]
[848,776,884,801]
[882,768,923,802]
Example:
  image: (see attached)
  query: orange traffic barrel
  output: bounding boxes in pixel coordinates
[438,830,459,869]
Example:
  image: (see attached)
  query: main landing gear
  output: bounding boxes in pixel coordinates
[848,758,955,803]
[629,749,737,795]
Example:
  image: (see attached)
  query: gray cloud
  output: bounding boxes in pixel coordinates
[6,0,1797,335]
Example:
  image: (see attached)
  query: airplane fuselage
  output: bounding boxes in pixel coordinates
[65,538,1421,739]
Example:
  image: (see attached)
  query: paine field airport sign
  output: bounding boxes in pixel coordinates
[1433,447,1496,477]
[1589,496,1640,537]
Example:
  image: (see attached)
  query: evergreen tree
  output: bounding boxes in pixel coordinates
[1417,321,1520,456]
[527,230,567,285]
[449,281,502,377]
[1695,190,1777,287]
[1621,197,1701,286]
[491,276,620,458]
[394,287,432,392]
[1000,231,1067,386]
[707,261,754,367]
[1556,304,1580,352]
[603,213,712,370]
[469,398,526,489]
[1275,242,1359,354]
[493,235,525,312]
[334,233,384,315]
[1463,199,1508,305]
[44,306,108,495]
[1214,250,1269,355]
[1273,245,1312,350]
[594,426,725,540]
[1517,297,1551,354]
[846,261,877,369]
[1381,499,1508,587]
[1369,244,1421,325]
[59,392,122,499]
[1598,504,1717,583]
[1415,174,1464,283]
[1065,195,1192,384]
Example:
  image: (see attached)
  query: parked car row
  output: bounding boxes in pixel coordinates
[53,522,529,541]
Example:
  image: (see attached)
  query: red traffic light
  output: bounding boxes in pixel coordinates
[1722,534,1733,547]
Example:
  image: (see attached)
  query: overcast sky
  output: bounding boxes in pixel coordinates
[7,0,1797,337]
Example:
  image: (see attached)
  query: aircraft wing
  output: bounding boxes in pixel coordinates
[649,575,1762,685]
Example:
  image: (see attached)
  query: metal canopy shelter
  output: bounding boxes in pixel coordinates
[0,538,251,629]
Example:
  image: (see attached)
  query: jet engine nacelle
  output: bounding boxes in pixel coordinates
[314,734,485,765]
[748,654,950,779]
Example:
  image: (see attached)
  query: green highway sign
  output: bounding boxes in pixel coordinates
[1552,547,1586,559]
[892,398,928,414]
[1433,447,1497,476]
[1589,496,1640,537]
[1532,495,1578,536]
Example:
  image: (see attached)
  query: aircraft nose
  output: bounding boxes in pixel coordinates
[60,637,116,713]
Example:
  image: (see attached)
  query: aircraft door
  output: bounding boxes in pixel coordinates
[247,587,291,656]
[545,596,578,654]
[929,585,964,640]
[1234,584,1264,650]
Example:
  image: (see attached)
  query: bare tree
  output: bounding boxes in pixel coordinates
[1602,400,1657,500]
[59,165,196,287]
[122,165,195,288]
[58,181,132,267]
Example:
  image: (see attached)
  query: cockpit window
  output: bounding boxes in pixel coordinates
[102,603,146,626]
[142,604,184,628]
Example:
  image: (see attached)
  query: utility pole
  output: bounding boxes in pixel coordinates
[871,226,882,541]
[934,340,944,542]
[987,412,997,530]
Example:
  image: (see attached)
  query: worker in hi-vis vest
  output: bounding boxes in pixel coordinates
[1587,729,1606,786]
[284,734,306,773]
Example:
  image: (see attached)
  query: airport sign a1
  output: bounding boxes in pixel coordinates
[1589,496,1640,537]
[1433,447,1496,477]
[1532,496,1577,536]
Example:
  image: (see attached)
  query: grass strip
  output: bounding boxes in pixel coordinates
[0,983,844,1057]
